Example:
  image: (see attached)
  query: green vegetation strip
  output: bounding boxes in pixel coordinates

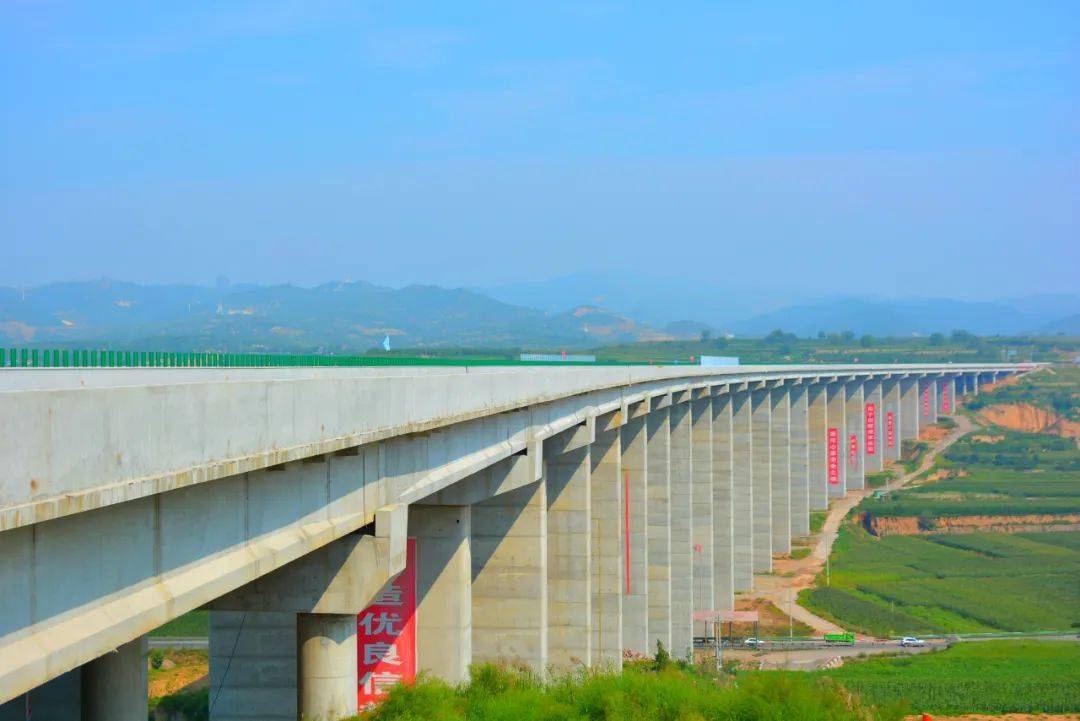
[821,640,1080,714]
[151,610,208,638]
[800,525,1080,636]
[2,347,659,368]
[346,659,903,721]
[862,428,1080,519]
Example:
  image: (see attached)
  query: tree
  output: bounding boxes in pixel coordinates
[765,329,796,344]
[929,332,945,346]
[860,334,876,348]
[839,330,855,342]
[700,329,712,343]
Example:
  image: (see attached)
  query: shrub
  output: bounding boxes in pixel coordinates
[349,661,906,721]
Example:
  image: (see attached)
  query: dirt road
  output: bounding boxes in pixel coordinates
[740,414,976,637]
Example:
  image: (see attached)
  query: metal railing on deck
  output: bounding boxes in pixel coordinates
[1,347,660,369]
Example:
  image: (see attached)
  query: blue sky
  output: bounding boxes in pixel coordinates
[2,2,1077,298]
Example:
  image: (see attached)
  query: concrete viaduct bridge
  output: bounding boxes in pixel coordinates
[0,361,1029,719]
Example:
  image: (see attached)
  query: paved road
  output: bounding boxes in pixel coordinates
[727,633,1078,671]
[148,636,209,650]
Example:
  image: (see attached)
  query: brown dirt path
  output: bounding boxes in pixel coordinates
[740,414,976,636]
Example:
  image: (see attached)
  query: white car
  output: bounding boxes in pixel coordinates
[744,637,763,648]
[900,636,925,647]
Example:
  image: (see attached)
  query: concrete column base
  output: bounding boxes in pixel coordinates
[82,636,147,721]
[412,505,472,684]
[298,614,358,721]
[471,480,548,673]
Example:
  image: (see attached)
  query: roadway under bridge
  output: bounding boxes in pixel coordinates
[0,362,1029,719]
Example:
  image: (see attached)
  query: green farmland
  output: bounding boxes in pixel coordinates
[860,429,1080,520]
[822,640,1080,714]
[800,524,1080,636]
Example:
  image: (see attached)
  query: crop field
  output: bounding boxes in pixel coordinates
[860,429,1080,520]
[822,640,1080,714]
[799,524,1080,635]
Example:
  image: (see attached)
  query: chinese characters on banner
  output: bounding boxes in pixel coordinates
[358,538,417,709]
[848,433,858,468]
[886,411,896,449]
[922,385,931,418]
[941,384,951,413]
[864,402,877,455]
[827,428,840,485]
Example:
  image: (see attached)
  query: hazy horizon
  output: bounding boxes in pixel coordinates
[3,3,1077,299]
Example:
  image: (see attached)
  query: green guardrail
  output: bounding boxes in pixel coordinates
[1,348,671,369]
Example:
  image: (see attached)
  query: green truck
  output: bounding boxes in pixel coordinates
[823,632,856,645]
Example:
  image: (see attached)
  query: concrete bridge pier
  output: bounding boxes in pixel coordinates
[788,383,810,536]
[297,614,357,721]
[82,636,148,721]
[863,378,884,474]
[769,386,791,555]
[669,399,694,660]
[882,378,902,463]
[826,380,847,498]
[938,376,957,415]
[690,395,714,640]
[412,505,472,684]
[750,386,773,573]
[920,376,939,425]
[589,419,623,667]
[620,408,649,655]
[646,401,672,653]
[545,426,593,668]
[711,389,735,612]
[731,387,754,590]
[807,382,828,511]
[844,380,865,490]
[471,479,548,672]
[900,375,920,441]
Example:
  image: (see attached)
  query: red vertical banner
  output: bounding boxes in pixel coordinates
[941,383,951,413]
[827,428,840,485]
[623,470,631,595]
[358,538,417,710]
[848,433,858,468]
[864,402,877,456]
[922,385,931,418]
[886,411,895,449]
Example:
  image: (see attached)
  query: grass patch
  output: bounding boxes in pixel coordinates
[821,640,1080,714]
[149,688,208,721]
[865,470,895,489]
[790,547,812,560]
[151,610,208,637]
[810,511,828,534]
[799,522,1080,636]
[349,657,905,721]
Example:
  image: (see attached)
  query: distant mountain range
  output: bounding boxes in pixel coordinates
[0,278,1076,351]
[0,279,664,351]
[723,296,1080,338]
